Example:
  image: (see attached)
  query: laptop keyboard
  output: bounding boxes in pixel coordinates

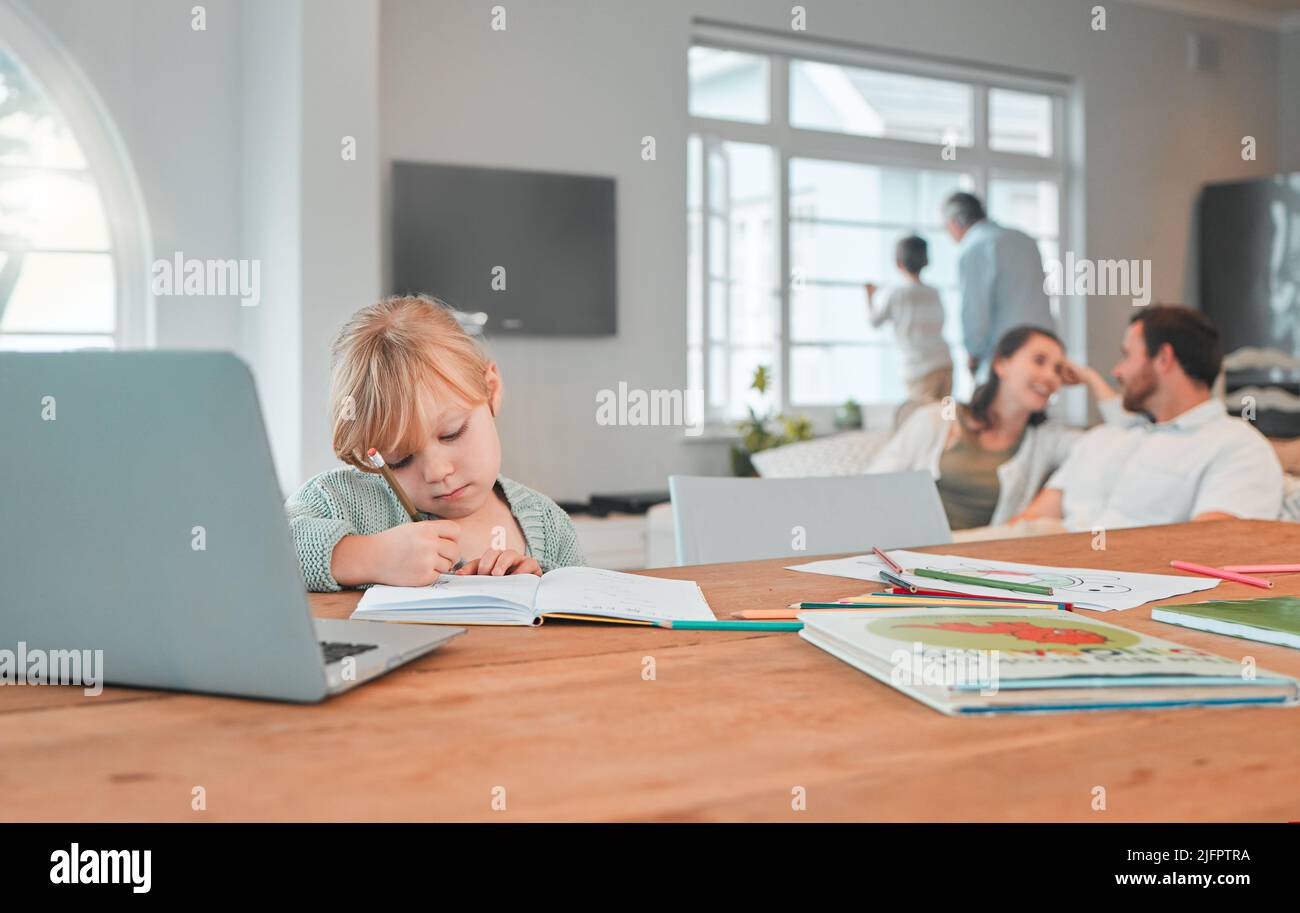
[319,641,379,664]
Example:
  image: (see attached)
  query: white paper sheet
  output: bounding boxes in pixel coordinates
[786,549,1219,612]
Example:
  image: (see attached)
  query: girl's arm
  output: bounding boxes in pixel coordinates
[865,284,890,328]
[540,502,587,571]
[286,481,358,592]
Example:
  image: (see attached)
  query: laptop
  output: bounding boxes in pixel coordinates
[0,350,463,702]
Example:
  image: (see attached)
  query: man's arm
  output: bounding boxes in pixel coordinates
[1009,487,1063,524]
[1188,435,1284,522]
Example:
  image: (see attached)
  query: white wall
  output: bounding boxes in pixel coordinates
[381,0,1285,502]
[25,0,244,351]
[239,0,303,494]
[298,0,382,483]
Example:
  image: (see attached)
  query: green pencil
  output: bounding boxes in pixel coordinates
[654,620,804,631]
[913,567,1054,596]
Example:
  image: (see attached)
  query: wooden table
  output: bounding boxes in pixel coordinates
[4,520,1299,821]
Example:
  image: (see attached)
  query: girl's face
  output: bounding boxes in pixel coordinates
[381,368,503,519]
[992,333,1065,414]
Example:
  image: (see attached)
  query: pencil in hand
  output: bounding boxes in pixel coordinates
[366,448,466,573]
[366,447,422,522]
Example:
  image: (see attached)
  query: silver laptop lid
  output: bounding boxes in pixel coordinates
[0,351,329,701]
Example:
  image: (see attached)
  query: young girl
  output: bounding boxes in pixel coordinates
[286,295,585,591]
[866,235,954,427]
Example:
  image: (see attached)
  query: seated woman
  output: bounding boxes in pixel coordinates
[868,325,1114,530]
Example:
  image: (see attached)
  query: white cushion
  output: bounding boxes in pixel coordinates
[750,430,889,478]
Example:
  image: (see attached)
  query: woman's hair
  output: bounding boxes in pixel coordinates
[963,325,1063,431]
[329,295,492,470]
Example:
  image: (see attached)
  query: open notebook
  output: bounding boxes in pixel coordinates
[351,566,715,626]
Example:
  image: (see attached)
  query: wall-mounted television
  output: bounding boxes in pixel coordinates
[391,161,617,336]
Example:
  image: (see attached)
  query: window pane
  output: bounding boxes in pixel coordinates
[0,333,112,351]
[0,169,111,250]
[790,60,972,145]
[791,222,964,291]
[698,140,777,415]
[792,221,894,285]
[790,343,904,405]
[0,54,87,169]
[0,251,114,332]
[791,158,971,225]
[988,177,1059,238]
[792,284,880,344]
[724,346,775,420]
[689,47,769,124]
[989,88,1053,157]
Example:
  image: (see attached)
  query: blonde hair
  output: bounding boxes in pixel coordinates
[330,295,492,470]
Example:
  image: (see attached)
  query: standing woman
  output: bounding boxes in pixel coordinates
[867,325,1115,530]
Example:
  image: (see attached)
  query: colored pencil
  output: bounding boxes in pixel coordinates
[885,587,1074,610]
[876,591,1073,611]
[878,568,918,593]
[653,619,803,631]
[366,447,422,522]
[367,447,464,572]
[912,567,1054,596]
[1221,564,1300,574]
[735,609,864,620]
[1169,560,1272,590]
[872,546,904,575]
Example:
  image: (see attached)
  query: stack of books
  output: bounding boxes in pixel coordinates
[799,607,1299,715]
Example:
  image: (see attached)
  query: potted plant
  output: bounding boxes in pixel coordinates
[731,365,813,476]
[834,397,864,431]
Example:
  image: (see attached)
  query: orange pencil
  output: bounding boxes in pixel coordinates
[734,608,875,620]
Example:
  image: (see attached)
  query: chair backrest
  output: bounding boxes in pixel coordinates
[668,471,952,566]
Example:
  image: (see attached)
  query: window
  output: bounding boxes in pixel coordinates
[0,4,149,352]
[688,30,1071,425]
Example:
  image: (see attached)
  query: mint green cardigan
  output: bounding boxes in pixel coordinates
[286,468,585,592]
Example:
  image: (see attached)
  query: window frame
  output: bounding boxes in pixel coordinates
[688,24,1077,430]
[0,0,153,349]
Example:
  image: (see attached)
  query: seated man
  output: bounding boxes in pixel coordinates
[1015,305,1282,530]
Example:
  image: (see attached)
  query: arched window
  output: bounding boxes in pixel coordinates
[0,0,151,351]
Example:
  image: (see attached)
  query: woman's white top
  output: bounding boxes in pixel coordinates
[866,401,1114,526]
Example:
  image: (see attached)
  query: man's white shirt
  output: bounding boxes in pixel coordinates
[1047,397,1282,531]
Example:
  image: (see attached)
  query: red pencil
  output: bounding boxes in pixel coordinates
[872,546,905,575]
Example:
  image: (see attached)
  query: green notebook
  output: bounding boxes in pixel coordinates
[1152,598,1300,650]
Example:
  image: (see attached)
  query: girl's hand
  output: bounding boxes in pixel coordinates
[355,520,462,586]
[455,549,542,577]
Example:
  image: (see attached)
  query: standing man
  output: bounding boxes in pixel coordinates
[943,192,1053,378]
